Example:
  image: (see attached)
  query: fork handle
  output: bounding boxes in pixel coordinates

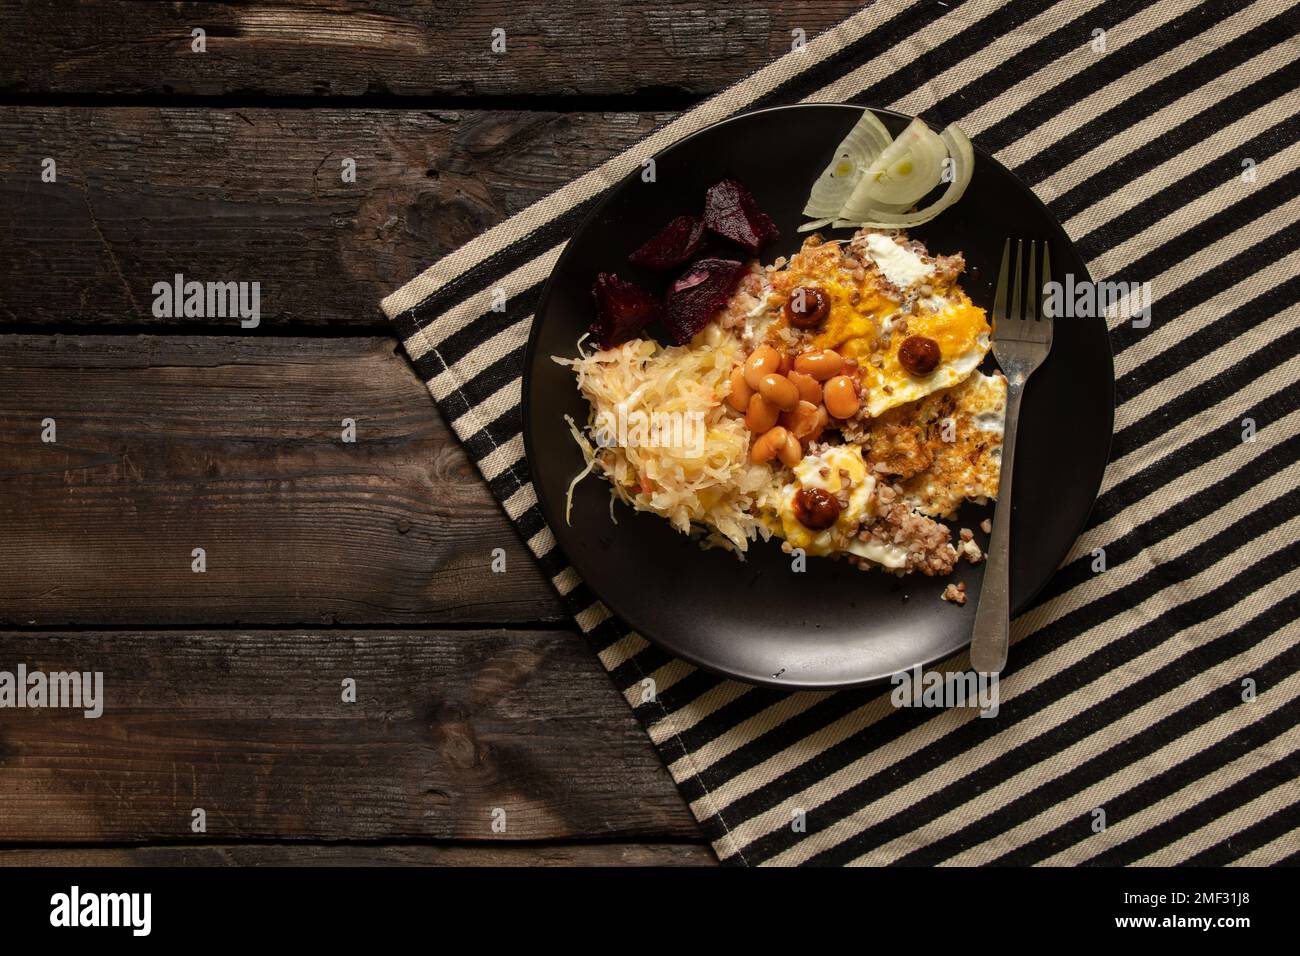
[969,378,1025,674]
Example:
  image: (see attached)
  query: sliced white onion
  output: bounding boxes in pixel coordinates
[841,118,949,214]
[802,203,907,231]
[801,110,892,219]
[858,199,915,215]
[802,120,974,232]
[796,216,834,233]
[833,125,974,229]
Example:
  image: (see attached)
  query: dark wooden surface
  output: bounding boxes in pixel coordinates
[0,108,669,329]
[0,844,716,866]
[0,630,697,842]
[1,1,860,98]
[0,0,859,867]
[0,335,562,626]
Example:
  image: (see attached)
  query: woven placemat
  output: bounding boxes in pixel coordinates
[383,0,1300,865]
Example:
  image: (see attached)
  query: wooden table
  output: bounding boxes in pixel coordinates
[0,0,867,866]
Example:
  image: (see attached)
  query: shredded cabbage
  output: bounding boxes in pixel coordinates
[553,327,774,553]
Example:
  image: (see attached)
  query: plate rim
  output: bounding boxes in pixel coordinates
[521,102,1115,689]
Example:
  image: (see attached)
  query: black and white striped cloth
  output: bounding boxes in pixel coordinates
[383,0,1299,865]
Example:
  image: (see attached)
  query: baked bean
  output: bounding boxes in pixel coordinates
[787,370,822,405]
[750,426,792,465]
[824,375,861,419]
[757,373,800,412]
[813,404,831,440]
[780,401,828,443]
[727,365,753,412]
[778,351,794,376]
[745,393,780,433]
[778,431,803,468]
[793,349,844,382]
[743,346,782,390]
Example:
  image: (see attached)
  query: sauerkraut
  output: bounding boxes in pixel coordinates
[554,327,773,553]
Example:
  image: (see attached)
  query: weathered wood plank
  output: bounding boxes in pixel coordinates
[0,1,859,98]
[0,843,715,866]
[0,334,564,626]
[0,107,668,329]
[0,629,700,842]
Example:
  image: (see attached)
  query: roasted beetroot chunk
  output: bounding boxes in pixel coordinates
[662,257,748,345]
[703,179,778,255]
[589,272,661,349]
[628,215,705,270]
[693,229,751,262]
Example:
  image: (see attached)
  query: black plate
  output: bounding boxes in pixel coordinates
[523,104,1113,689]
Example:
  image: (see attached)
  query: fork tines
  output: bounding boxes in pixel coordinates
[993,238,1053,343]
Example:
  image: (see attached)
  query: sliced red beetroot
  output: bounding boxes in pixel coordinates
[703,179,778,255]
[628,215,705,271]
[589,272,660,349]
[662,257,748,345]
[694,229,750,261]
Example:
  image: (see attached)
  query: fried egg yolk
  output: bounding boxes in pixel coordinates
[766,234,992,414]
[770,445,876,557]
[864,290,991,417]
[769,241,897,361]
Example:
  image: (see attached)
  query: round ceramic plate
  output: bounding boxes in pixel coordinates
[523,104,1113,689]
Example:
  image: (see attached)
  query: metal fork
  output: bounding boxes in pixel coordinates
[969,239,1054,675]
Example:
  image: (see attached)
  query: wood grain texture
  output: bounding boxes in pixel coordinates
[0,629,701,842]
[0,843,714,866]
[0,107,668,329]
[0,1,860,98]
[0,0,798,858]
[0,334,564,626]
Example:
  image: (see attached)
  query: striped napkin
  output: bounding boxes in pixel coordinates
[382,0,1299,866]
